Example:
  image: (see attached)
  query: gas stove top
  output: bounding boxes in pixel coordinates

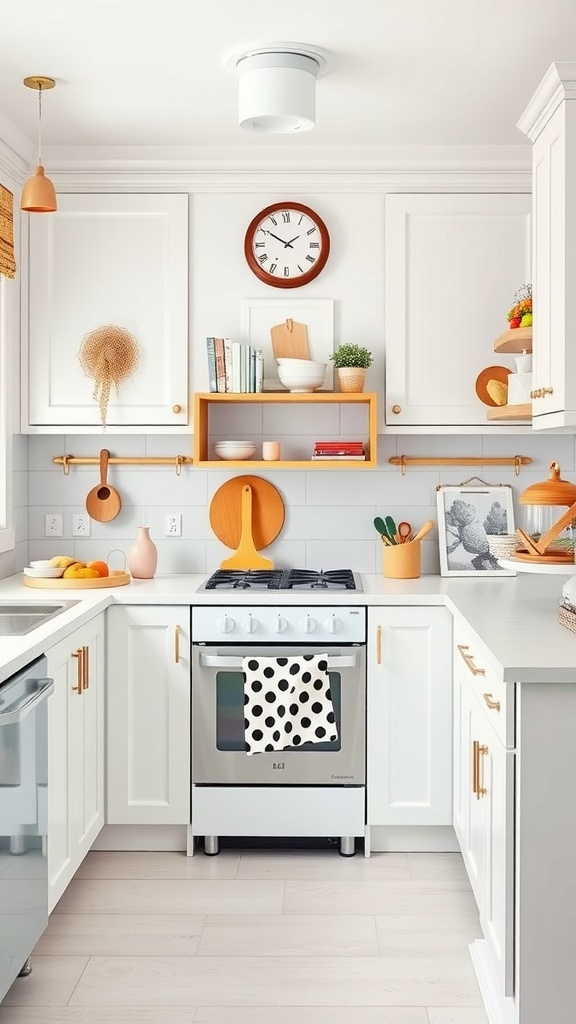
[200,568,362,592]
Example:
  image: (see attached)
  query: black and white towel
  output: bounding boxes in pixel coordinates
[242,653,338,755]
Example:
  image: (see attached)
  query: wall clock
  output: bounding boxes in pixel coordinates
[244,202,330,288]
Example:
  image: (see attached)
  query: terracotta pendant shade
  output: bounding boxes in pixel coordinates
[519,461,576,506]
[20,165,57,213]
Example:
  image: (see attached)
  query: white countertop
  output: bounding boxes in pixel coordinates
[0,570,573,685]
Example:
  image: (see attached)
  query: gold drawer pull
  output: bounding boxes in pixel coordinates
[477,743,488,798]
[175,625,181,663]
[472,739,479,796]
[542,387,554,396]
[82,645,89,690]
[457,644,485,677]
[72,648,84,694]
[376,624,382,665]
[483,692,500,712]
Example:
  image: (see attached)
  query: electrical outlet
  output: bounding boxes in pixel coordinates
[166,513,182,537]
[45,513,63,537]
[72,513,91,537]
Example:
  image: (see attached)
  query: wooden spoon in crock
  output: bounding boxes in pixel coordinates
[85,448,122,522]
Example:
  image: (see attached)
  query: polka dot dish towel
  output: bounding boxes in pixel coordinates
[242,653,338,755]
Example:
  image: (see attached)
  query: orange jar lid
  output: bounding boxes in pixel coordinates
[519,461,576,506]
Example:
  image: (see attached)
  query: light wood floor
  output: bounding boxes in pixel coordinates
[0,849,488,1023]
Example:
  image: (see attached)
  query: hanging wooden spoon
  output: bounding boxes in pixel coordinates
[85,449,122,522]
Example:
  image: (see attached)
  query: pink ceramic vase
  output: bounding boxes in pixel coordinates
[128,526,158,579]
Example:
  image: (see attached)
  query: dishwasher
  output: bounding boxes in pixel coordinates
[0,656,53,1001]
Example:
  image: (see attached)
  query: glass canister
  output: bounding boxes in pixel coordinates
[519,462,576,552]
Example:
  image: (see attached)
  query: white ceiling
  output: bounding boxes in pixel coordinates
[1,0,575,153]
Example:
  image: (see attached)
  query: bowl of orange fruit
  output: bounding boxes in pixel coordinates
[23,556,130,588]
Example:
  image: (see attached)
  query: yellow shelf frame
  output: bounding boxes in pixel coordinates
[194,392,378,468]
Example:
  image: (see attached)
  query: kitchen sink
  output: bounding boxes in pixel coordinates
[0,601,80,635]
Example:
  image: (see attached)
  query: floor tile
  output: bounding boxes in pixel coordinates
[237,850,411,880]
[407,853,468,881]
[194,1009,428,1023]
[427,1010,489,1024]
[53,878,284,916]
[197,914,379,956]
[283,879,477,916]
[0,1010,196,1024]
[34,913,205,956]
[74,851,240,880]
[0,956,89,1006]
[68,955,483,1007]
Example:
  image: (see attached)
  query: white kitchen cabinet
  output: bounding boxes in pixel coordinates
[453,622,515,998]
[46,612,105,911]
[385,193,531,428]
[106,606,190,825]
[24,193,189,431]
[367,607,453,827]
[517,62,576,430]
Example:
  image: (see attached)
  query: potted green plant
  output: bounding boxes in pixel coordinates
[330,344,373,392]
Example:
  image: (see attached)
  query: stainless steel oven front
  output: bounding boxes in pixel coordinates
[191,606,366,787]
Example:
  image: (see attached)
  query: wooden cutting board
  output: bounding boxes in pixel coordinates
[209,475,285,553]
[270,319,310,360]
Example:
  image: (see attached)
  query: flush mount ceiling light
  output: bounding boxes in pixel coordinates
[225,43,332,134]
[21,75,57,213]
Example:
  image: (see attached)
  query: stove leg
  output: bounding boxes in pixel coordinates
[204,835,219,856]
[18,958,32,977]
[339,836,356,857]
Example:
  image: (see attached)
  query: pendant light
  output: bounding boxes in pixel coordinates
[20,76,57,213]
[225,44,332,134]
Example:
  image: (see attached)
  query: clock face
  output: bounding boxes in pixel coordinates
[244,202,330,288]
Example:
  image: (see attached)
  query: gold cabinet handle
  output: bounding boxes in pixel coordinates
[477,743,488,798]
[542,387,554,396]
[391,404,401,415]
[472,739,479,796]
[174,625,181,663]
[72,648,84,694]
[483,691,500,712]
[172,404,182,414]
[457,644,485,677]
[376,624,382,665]
[82,645,89,690]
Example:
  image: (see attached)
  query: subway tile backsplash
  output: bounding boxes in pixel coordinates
[16,431,576,577]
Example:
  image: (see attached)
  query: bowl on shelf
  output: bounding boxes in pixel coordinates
[24,565,65,578]
[213,441,257,461]
[277,361,327,394]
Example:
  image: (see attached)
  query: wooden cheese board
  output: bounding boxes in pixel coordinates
[22,570,131,589]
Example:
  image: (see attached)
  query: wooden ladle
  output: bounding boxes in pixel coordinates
[220,485,273,570]
[85,449,122,522]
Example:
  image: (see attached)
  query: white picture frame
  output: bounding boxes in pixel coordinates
[241,297,334,391]
[436,484,516,577]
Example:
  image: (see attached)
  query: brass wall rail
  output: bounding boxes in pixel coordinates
[389,455,532,476]
[53,455,194,476]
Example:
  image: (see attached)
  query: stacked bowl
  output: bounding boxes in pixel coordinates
[277,358,327,393]
[213,440,256,461]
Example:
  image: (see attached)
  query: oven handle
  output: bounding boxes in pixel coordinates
[198,654,359,670]
[0,678,54,726]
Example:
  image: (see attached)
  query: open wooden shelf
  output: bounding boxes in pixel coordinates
[486,403,532,421]
[194,391,378,468]
[493,326,532,353]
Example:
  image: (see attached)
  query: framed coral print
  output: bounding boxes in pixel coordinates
[436,483,516,577]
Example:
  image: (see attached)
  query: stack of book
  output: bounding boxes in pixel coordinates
[206,337,264,393]
[312,441,366,461]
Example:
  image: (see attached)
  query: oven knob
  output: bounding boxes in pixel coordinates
[217,615,235,633]
[325,615,342,634]
[243,615,259,633]
[272,615,288,633]
[300,615,317,634]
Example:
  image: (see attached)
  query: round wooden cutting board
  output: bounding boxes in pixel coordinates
[209,476,285,551]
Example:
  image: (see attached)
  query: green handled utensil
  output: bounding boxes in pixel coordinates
[385,515,398,543]
[374,515,396,544]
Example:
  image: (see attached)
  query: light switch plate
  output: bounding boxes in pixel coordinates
[72,513,91,537]
[166,513,182,537]
[45,513,63,537]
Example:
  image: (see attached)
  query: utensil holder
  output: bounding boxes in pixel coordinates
[382,539,421,579]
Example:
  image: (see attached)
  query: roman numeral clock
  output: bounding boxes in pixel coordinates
[244,202,330,287]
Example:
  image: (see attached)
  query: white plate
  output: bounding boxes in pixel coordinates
[23,566,65,578]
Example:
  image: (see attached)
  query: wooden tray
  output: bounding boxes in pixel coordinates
[209,475,285,551]
[22,570,131,589]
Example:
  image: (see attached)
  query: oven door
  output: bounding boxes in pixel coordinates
[191,644,365,785]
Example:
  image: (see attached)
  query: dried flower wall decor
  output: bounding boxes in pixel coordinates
[78,324,139,426]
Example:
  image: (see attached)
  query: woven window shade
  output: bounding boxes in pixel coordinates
[0,185,16,279]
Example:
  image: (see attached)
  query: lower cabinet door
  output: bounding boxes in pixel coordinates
[106,606,191,825]
[367,607,453,826]
[46,613,105,911]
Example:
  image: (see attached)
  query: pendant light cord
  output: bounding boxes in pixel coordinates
[37,84,43,165]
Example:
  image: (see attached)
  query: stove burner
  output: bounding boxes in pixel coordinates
[203,569,285,591]
[285,568,357,591]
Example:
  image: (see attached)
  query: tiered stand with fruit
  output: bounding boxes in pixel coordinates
[487,284,533,421]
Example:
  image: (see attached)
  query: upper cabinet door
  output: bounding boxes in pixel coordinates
[385,193,531,427]
[25,193,189,429]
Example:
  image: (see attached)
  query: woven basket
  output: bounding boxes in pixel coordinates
[558,604,576,633]
[337,367,366,393]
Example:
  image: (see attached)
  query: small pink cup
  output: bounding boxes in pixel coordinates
[262,441,281,461]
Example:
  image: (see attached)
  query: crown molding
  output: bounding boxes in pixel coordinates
[517,61,576,140]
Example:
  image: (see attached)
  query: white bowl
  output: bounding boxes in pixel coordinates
[24,565,65,578]
[29,559,57,568]
[276,358,327,372]
[214,442,256,461]
[278,363,327,393]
